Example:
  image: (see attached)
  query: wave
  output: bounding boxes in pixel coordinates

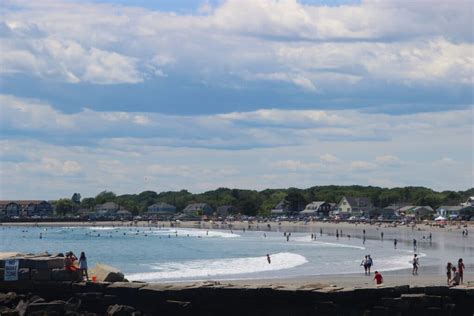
[126,252,308,281]
[151,228,240,238]
[374,252,427,272]
[292,236,366,250]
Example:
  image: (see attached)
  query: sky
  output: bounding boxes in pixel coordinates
[0,0,473,200]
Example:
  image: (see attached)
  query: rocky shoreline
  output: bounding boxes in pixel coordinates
[1,279,473,315]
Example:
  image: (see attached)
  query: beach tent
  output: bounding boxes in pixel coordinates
[434,216,446,221]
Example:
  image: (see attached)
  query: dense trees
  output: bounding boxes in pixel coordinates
[61,186,474,216]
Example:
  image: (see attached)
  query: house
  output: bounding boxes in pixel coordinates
[94,202,120,217]
[411,206,434,219]
[182,203,214,216]
[437,205,474,219]
[300,201,332,217]
[216,205,237,217]
[147,202,176,215]
[384,204,413,213]
[336,196,373,216]
[270,199,292,215]
[0,200,53,217]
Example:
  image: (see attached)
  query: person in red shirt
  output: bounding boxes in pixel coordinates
[373,271,383,285]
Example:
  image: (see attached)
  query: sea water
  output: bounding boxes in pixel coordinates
[0,225,472,282]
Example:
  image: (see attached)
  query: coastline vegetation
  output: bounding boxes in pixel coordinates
[53,186,474,216]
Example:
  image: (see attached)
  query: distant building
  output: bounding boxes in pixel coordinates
[0,200,53,217]
[182,203,214,216]
[300,201,332,217]
[270,199,292,215]
[147,202,176,215]
[95,202,119,212]
[336,196,373,216]
[411,206,435,219]
[461,197,474,207]
[216,205,237,217]
[436,205,474,219]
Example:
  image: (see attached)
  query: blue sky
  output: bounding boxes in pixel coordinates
[0,0,472,199]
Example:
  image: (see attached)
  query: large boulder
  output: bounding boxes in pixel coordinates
[89,263,125,283]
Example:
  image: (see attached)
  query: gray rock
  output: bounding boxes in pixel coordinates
[106,304,136,316]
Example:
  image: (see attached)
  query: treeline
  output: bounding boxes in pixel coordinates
[54,186,474,216]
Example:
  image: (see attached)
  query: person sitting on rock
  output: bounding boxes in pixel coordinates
[65,251,78,272]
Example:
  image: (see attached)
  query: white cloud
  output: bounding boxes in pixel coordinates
[319,153,339,163]
[1,0,472,88]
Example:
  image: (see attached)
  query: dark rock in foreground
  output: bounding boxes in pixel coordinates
[0,280,473,315]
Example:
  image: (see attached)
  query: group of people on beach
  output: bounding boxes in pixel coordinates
[446,259,465,286]
[64,251,89,281]
[360,255,373,275]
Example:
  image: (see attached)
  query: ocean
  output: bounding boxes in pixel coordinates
[0,224,472,282]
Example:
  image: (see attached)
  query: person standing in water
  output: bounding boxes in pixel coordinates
[393,239,398,249]
[380,232,384,241]
[266,254,271,264]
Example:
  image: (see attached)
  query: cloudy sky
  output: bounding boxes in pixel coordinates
[0,0,472,200]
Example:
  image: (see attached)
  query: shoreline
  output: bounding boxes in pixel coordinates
[1,220,472,288]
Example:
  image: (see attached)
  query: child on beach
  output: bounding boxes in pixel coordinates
[78,252,89,281]
[446,262,452,285]
[373,271,383,285]
[450,267,460,286]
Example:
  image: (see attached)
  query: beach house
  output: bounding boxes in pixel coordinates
[0,200,53,218]
[336,196,373,217]
[182,203,214,216]
[300,201,332,217]
[270,199,292,215]
[147,202,176,216]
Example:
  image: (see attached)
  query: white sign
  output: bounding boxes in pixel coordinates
[4,259,19,281]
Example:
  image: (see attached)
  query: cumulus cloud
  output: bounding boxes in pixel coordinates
[1,0,472,89]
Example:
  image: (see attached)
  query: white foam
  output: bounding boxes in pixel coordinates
[151,228,240,238]
[126,252,308,281]
[375,252,427,272]
[292,236,366,250]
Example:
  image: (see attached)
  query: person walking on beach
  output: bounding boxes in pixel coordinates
[457,258,465,284]
[373,271,383,285]
[412,254,419,275]
[361,256,368,275]
[446,262,452,285]
[78,252,89,281]
[367,255,373,275]
[393,238,398,249]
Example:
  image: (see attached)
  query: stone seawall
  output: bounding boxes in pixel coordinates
[1,280,473,315]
